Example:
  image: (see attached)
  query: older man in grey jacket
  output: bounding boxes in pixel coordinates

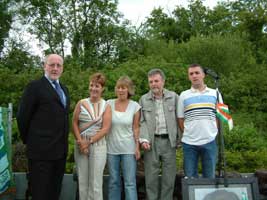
[139,68,180,200]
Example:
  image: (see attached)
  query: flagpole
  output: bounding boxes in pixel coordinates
[214,77,228,187]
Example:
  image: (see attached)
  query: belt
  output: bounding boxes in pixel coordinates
[154,134,169,139]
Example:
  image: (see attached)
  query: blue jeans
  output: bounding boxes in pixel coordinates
[107,154,137,200]
[182,140,217,178]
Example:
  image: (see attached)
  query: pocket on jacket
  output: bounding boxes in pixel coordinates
[142,107,153,121]
[168,106,175,112]
[142,107,153,112]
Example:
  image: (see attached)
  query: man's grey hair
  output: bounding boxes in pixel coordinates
[147,68,166,81]
[43,54,64,64]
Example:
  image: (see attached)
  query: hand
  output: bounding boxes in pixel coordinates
[141,142,151,151]
[135,148,141,160]
[77,139,89,155]
[81,147,90,155]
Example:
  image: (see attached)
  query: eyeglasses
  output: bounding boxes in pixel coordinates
[47,63,63,68]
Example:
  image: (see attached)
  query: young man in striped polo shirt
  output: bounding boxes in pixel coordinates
[178,64,222,178]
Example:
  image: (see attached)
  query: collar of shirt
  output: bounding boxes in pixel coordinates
[153,93,163,100]
[148,89,165,100]
[190,85,209,93]
[45,74,59,86]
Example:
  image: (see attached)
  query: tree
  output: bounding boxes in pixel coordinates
[205,3,234,35]
[145,7,179,42]
[0,0,12,56]
[112,22,146,63]
[187,0,208,35]
[64,0,122,67]
[229,0,267,63]
[145,0,227,42]
[176,33,256,75]
[172,6,192,42]
[17,0,129,68]
[0,39,41,71]
[18,0,66,56]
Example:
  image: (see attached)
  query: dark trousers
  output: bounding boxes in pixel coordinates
[28,158,66,200]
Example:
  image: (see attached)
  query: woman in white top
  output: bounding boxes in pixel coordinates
[72,73,111,200]
[107,76,141,200]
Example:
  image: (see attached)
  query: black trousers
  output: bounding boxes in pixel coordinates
[28,158,66,200]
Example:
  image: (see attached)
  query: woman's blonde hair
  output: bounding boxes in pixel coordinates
[115,76,135,98]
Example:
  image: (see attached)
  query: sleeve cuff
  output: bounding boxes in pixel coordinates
[139,138,149,144]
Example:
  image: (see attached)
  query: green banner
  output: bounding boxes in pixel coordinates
[0,107,13,195]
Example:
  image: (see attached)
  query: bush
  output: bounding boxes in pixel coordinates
[224,123,266,152]
[222,122,267,172]
[176,33,256,75]
[225,150,267,173]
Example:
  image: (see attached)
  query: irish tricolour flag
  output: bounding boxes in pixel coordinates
[216,103,233,131]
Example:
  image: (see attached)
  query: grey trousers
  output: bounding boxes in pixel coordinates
[144,137,177,200]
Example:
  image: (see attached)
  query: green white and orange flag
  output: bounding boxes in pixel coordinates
[216,103,233,131]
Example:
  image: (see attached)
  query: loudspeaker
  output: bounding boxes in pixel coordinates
[182,177,259,200]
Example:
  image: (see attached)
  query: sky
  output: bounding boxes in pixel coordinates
[117,0,225,26]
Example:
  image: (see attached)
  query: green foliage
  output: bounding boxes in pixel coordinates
[177,33,256,75]
[17,0,127,67]
[146,8,179,42]
[222,121,267,172]
[0,44,42,71]
[224,123,266,151]
[205,4,234,35]
[145,0,213,42]
[18,0,67,55]
[230,0,267,47]
[230,112,267,135]
[176,150,183,172]
[143,39,181,64]
[0,67,42,113]
[221,64,267,114]
[225,150,267,172]
[66,133,75,173]
[60,55,189,104]
[0,0,12,55]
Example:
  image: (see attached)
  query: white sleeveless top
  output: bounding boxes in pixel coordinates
[106,99,141,154]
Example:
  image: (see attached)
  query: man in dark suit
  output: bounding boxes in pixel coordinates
[17,54,70,200]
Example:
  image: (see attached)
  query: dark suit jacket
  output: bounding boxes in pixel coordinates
[17,76,70,160]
